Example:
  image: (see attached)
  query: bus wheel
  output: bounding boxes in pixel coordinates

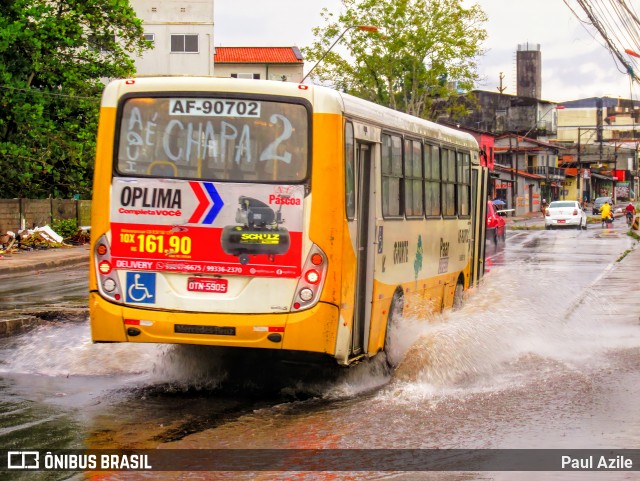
[452,281,464,311]
[384,290,404,368]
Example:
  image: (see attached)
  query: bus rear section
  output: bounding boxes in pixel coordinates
[89,78,341,362]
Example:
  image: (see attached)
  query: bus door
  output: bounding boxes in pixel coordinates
[349,141,376,356]
[470,162,488,286]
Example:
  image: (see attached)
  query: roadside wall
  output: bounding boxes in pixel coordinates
[0,199,91,233]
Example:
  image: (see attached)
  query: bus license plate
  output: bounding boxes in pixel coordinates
[187,277,228,293]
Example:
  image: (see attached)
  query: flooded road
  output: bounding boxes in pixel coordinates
[0,266,88,311]
[1,223,639,479]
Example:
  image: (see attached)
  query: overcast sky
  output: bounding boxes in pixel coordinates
[214,0,636,103]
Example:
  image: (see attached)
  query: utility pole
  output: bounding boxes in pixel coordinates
[497,72,507,94]
[577,128,582,202]
[597,98,604,165]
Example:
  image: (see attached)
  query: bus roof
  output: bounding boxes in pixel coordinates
[102,76,477,150]
[337,90,477,150]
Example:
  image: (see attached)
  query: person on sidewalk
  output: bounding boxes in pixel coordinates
[541,198,548,218]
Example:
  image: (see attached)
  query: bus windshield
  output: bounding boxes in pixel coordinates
[116,96,309,183]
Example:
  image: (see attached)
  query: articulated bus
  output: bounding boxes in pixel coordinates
[89,77,488,366]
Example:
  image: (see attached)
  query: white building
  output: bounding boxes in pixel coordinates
[131,0,214,76]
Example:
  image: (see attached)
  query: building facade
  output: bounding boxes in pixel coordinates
[556,97,639,202]
[493,135,564,216]
[437,88,563,215]
[131,0,215,76]
[439,90,558,139]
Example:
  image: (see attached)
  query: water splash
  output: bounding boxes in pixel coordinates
[0,323,161,377]
[381,261,640,398]
[146,344,229,391]
[0,324,229,391]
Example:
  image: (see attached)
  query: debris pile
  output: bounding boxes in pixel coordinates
[0,225,90,256]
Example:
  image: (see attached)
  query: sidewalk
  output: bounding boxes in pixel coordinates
[0,244,90,276]
[506,211,546,228]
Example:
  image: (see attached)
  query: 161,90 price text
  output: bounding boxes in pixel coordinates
[120,233,192,255]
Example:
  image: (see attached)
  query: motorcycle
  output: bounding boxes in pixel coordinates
[602,213,614,227]
[626,211,634,227]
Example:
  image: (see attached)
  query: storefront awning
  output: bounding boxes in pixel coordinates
[591,173,614,180]
[493,165,545,180]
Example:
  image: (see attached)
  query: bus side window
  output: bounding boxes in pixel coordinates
[404,139,423,217]
[442,148,456,216]
[457,151,471,217]
[381,133,403,217]
[424,144,441,217]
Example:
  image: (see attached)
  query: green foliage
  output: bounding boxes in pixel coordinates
[0,0,150,199]
[302,0,487,120]
[51,217,78,239]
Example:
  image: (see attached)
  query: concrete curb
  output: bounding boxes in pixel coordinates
[0,245,90,276]
[0,316,43,338]
[0,308,89,338]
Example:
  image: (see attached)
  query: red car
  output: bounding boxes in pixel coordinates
[486,200,506,243]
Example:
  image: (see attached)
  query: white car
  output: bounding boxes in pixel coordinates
[544,200,588,230]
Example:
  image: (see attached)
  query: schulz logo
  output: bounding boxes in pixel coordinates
[8,451,39,469]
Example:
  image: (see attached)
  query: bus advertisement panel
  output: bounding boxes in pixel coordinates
[109,178,304,278]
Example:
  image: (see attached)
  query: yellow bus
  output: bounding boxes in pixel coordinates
[89,77,488,366]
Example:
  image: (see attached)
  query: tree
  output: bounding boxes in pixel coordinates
[302,0,487,119]
[0,0,149,199]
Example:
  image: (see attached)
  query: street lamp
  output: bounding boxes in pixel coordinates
[301,25,378,84]
[625,48,640,59]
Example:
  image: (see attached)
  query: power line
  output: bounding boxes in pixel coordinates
[564,0,640,81]
[0,85,100,102]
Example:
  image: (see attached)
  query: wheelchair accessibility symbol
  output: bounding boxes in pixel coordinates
[126,272,156,304]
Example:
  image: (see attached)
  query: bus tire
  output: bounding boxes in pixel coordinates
[384,289,404,368]
[453,280,464,311]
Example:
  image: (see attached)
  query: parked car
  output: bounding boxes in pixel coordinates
[592,196,612,215]
[486,200,506,243]
[545,200,588,230]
